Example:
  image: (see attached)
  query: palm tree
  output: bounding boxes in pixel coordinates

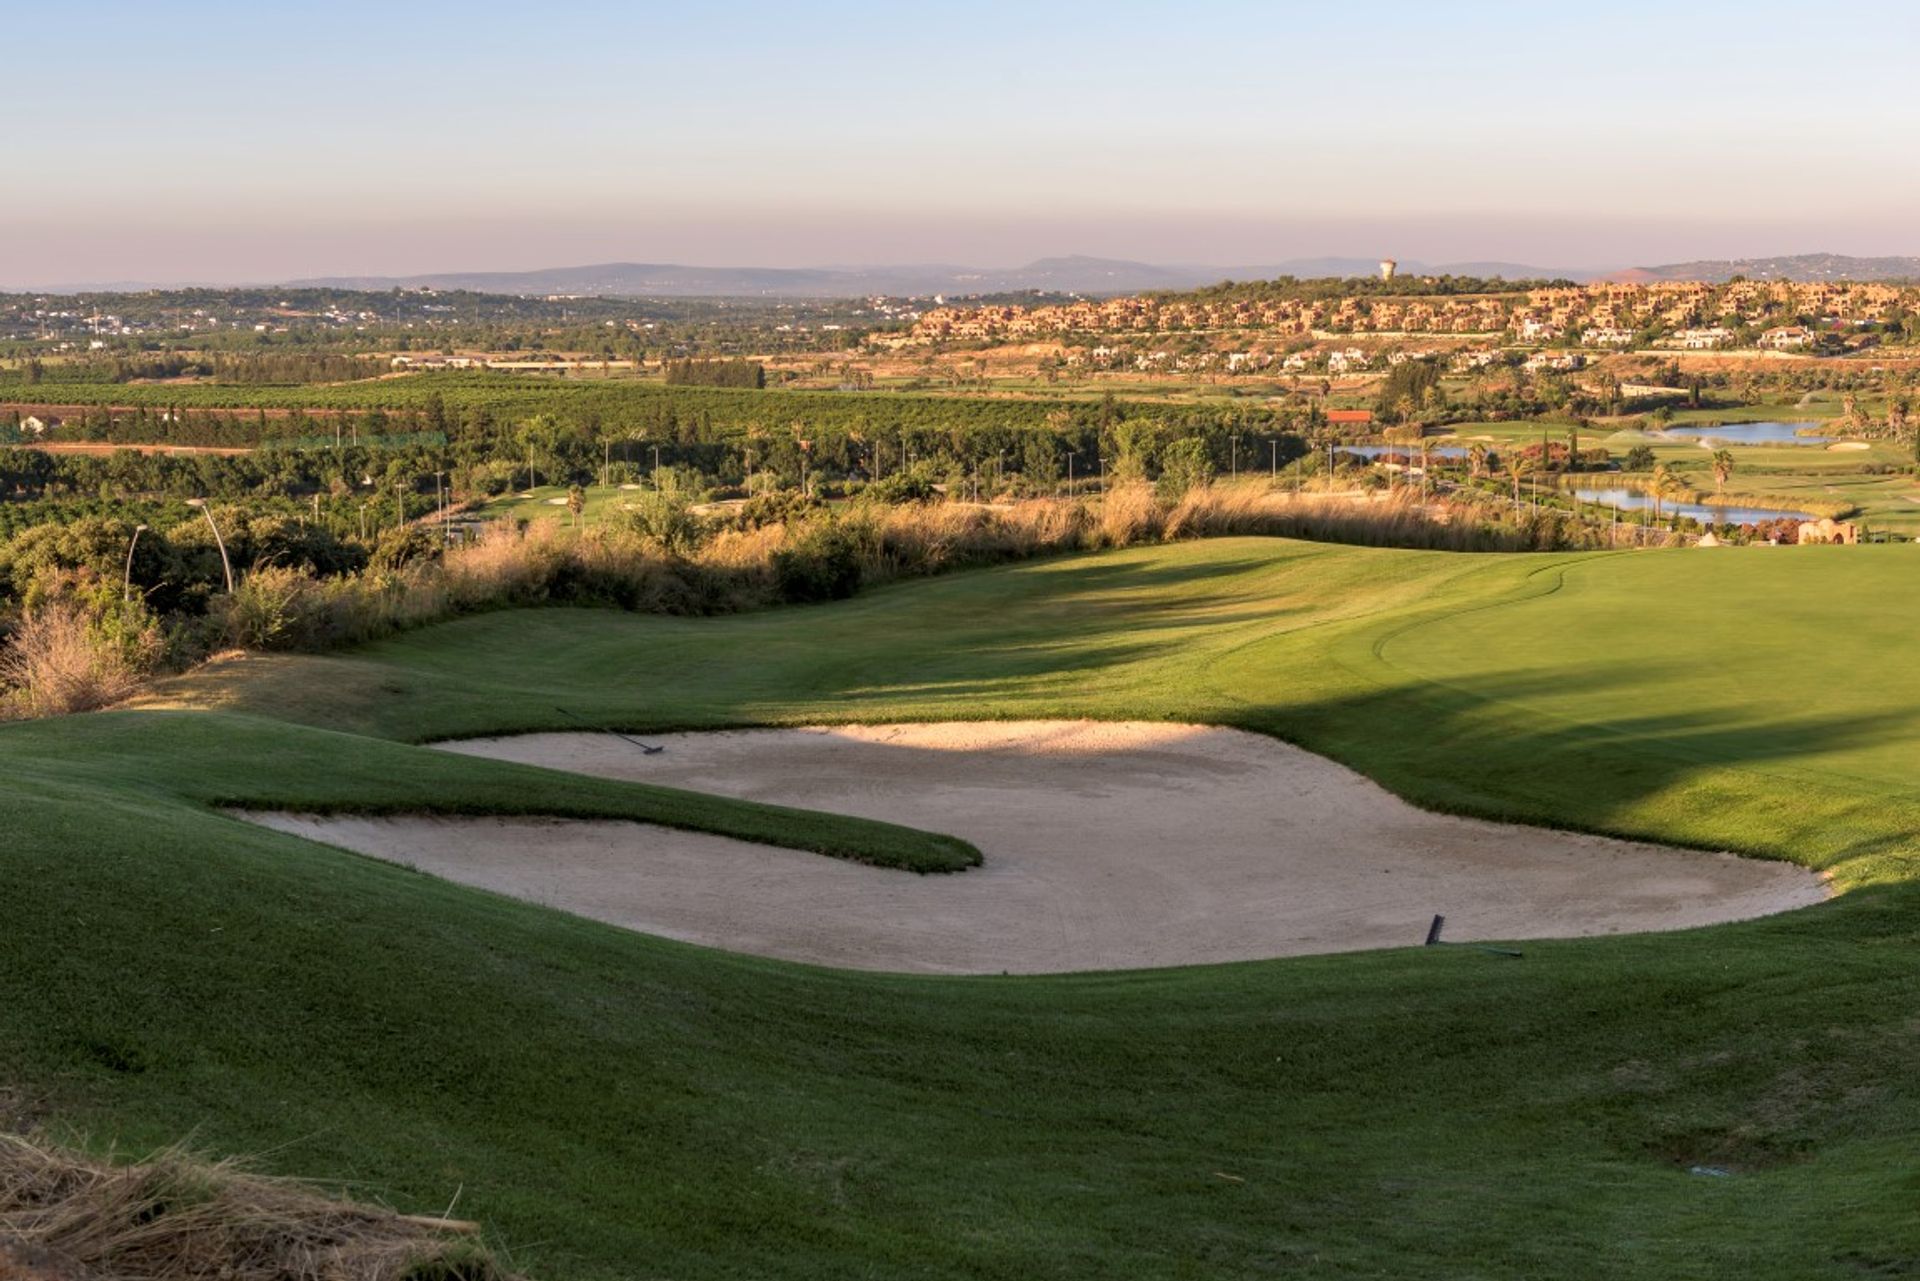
[1649,463,1684,521]
[1468,442,1490,479]
[1711,448,1735,496]
[1510,452,1536,506]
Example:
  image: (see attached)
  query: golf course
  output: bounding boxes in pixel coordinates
[6,537,1920,1278]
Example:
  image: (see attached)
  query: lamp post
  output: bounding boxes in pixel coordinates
[122,524,149,602]
[186,500,233,594]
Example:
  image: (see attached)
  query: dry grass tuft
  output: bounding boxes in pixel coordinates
[0,1135,518,1281]
[0,606,141,719]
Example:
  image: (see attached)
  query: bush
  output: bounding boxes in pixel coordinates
[861,468,938,505]
[1156,437,1215,502]
[773,521,864,603]
[0,602,142,716]
[730,490,825,531]
[618,490,703,556]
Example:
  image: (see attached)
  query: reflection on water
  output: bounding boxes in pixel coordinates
[1337,444,1469,460]
[1574,487,1814,524]
[1662,421,1833,446]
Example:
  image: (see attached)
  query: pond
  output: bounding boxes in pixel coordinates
[1337,444,1470,460]
[1660,421,1834,446]
[1573,487,1815,525]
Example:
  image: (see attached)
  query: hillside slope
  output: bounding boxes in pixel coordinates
[6,539,1920,1279]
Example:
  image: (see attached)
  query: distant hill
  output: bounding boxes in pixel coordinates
[1616,253,1920,283]
[292,257,1204,299]
[291,254,1595,299]
[37,251,1920,300]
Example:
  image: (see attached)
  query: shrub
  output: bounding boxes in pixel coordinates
[773,521,864,602]
[618,490,703,556]
[1156,437,1215,502]
[0,602,142,716]
[861,468,938,505]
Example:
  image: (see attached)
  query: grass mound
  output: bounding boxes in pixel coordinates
[0,1134,515,1280]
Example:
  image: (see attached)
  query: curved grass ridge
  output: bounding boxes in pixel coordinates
[226,793,980,876]
[6,708,981,875]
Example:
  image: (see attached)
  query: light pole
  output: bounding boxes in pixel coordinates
[122,524,148,602]
[186,500,233,594]
[1269,438,1277,479]
[1099,456,1109,492]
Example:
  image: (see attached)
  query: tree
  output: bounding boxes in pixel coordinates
[1468,442,1490,479]
[1649,463,1684,521]
[1373,360,1441,423]
[567,484,586,528]
[1156,437,1214,500]
[1509,451,1535,505]
[1711,449,1734,496]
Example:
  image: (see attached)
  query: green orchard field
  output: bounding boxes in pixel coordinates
[8,537,1920,1279]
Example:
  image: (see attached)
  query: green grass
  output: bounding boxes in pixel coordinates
[4,710,977,872]
[10,538,1920,1278]
[468,483,651,527]
[1717,470,1920,534]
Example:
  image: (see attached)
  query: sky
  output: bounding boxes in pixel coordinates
[9,0,1920,286]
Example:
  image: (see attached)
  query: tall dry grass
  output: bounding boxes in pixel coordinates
[0,1134,516,1280]
[0,605,142,719]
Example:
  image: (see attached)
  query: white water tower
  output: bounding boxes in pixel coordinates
[1379,258,1398,282]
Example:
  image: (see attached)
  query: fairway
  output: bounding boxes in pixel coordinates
[10,537,1920,1279]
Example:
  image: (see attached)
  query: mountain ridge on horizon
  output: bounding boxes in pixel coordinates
[286,251,1920,298]
[17,252,1920,298]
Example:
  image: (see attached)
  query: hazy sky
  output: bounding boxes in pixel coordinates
[10,0,1920,285]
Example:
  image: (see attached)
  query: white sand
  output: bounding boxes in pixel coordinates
[242,722,1825,974]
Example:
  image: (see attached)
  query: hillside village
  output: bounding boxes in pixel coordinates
[898,279,1919,372]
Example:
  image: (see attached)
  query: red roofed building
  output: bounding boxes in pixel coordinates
[1325,409,1374,425]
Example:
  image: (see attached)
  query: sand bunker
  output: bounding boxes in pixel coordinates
[244,722,1825,974]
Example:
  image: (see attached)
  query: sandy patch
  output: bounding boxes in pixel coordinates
[242,722,1825,974]
[1827,441,1870,451]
